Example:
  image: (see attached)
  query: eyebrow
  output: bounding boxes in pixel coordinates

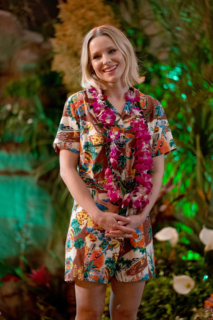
[91,46,116,57]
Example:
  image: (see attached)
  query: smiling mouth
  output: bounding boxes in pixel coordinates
[103,65,118,73]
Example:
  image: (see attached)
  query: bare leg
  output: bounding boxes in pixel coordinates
[109,278,146,320]
[75,280,107,320]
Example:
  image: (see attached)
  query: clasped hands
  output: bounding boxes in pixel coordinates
[94,211,144,238]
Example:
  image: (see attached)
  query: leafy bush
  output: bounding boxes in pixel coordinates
[102,241,213,320]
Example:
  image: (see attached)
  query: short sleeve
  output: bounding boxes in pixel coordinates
[146,96,177,157]
[52,95,80,155]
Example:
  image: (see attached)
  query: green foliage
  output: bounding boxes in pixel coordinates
[137,240,213,320]
[0,55,74,246]
[138,275,212,319]
[191,309,212,320]
[101,240,213,320]
[121,0,213,220]
[1,3,213,319]
[110,241,212,319]
[4,75,41,99]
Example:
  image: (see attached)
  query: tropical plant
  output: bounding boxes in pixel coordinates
[102,239,213,320]
[0,57,74,245]
[146,0,213,216]
[51,0,120,92]
[0,262,70,320]
[108,0,213,243]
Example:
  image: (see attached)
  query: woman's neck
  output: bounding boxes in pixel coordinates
[103,82,129,100]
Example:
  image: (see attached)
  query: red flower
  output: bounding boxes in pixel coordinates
[1,274,20,282]
[29,264,50,286]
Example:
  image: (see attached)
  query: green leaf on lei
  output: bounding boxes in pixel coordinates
[119,181,127,198]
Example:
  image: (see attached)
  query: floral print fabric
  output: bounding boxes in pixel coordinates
[53,88,177,283]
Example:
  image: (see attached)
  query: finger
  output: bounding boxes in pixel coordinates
[111,223,135,233]
[118,221,127,226]
[106,229,133,237]
[106,232,133,238]
[114,215,131,222]
[106,230,121,235]
[115,225,135,233]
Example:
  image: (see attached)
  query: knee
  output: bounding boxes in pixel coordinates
[76,304,104,320]
[112,304,138,320]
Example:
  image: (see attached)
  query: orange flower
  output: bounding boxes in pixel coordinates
[91,275,99,281]
[90,250,105,269]
[87,233,97,242]
[80,151,93,163]
[205,300,213,308]
[130,227,145,248]
[131,237,145,248]
[164,204,174,217]
[84,246,89,257]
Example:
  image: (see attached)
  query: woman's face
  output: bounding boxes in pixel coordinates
[89,35,126,85]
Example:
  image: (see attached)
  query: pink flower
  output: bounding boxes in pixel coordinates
[133,199,142,209]
[99,108,116,125]
[105,168,112,177]
[135,150,144,157]
[29,264,50,286]
[122,194,131,207]
[135,176,145,184]
[108,190,121,202]
[135,164,145,171]
[109,147,120,159]
[110,158,118,168]
[131,107,141,117]
[125,90,140,103]
[90,86,153,210]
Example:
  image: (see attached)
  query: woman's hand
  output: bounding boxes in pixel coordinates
[94,211,136,238]
[105,213,147,238]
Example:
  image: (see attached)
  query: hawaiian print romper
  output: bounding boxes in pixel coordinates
[53,88,177,284]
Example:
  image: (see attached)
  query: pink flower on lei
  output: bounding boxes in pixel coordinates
[89,86,153,211]
[98,108,116,126]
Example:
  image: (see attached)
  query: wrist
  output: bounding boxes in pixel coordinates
[137,209,149,221]
[88,207,102,221]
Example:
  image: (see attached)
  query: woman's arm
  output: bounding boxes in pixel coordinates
[105,154,165,237]
[59,148,135,237]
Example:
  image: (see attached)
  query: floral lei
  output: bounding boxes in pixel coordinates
[89,86,153,213]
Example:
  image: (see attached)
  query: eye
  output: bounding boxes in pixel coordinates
[110,49,116,53]
[93,55,100,60]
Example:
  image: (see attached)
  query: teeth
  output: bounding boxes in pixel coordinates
[104,66,117,72]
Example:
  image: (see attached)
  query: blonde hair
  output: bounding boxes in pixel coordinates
[81,25,141,90]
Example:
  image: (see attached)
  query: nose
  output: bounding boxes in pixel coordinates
[102,53,111,65]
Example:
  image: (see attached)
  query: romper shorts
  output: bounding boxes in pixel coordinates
[65,194,155,284]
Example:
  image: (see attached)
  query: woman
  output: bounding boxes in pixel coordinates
[53,25,177,320]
